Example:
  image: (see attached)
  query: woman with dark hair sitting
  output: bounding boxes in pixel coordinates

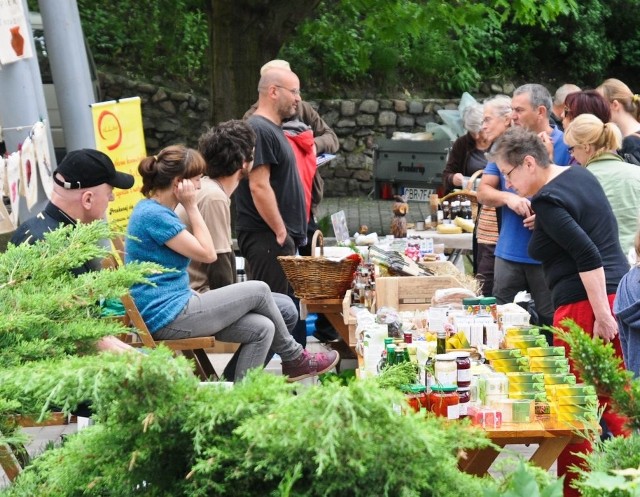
[125,145,339,382]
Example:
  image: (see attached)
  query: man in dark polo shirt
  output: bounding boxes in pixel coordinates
[10,148,134,275]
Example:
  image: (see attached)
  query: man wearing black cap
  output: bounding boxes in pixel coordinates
[10,148,134,274]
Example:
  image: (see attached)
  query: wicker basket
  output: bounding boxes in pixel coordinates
[278,231,360,300]
[440,169,482,221]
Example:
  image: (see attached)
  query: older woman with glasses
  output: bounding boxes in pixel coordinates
[442,102,491,194]
[564,113,640,256]
[490,126,630,497]
[468,95,513,297]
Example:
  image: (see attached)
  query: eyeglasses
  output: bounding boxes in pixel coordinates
[502,164,520,180]
[563,106,572,118]
[274,85,301,96]
[568,146,575,153]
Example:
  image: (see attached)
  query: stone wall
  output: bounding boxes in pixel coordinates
[100,72,488,197]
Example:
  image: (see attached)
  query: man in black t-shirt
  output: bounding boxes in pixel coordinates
[236,68,307,295]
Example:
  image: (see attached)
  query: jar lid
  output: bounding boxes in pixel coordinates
[430,384,458,392]
[409,384,426,393]
[453,351,471,358]
[435,353,456,361]
[462,297,481,305]
[479,297,497,304]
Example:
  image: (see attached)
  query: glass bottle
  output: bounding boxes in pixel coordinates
[436,329,447,355]
[442,201,451,224]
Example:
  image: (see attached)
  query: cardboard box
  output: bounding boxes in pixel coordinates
[375,274,463,312]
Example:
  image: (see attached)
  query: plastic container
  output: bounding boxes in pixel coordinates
[462,297,481,315]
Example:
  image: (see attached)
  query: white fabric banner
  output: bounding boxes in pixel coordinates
[0,0,34,65]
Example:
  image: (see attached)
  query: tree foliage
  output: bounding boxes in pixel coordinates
[281,0,579,95]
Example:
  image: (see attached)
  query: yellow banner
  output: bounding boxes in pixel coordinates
[91,97,146,231]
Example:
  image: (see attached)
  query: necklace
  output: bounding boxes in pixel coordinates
[212,178,228,198]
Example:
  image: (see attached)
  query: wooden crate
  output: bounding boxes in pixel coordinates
[375,274,463,312]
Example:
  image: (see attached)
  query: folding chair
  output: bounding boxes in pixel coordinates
[120,294,219,381]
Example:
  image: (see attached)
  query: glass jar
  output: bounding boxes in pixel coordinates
[403,384,428,413]
[479,296,498,322]
[435,353,457,386]
[454,351,471,387]
[462,297,481,316]
[429,385,459,419]
[457,387,470,417]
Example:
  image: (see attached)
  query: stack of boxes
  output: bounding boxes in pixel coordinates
[481,326,597,424]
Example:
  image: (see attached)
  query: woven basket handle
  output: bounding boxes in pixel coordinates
[465,169,483,192]
[311,230,324,258]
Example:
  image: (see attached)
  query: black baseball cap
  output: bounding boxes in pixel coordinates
[53,149,135,190]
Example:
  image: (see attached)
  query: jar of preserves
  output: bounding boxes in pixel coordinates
[454,351,471,387]
[402,384,428,413]
[435,353,457,386]
[429,385,459,419]
[457,387,470,417]
[462,297,480,315]
[479,296,498,322]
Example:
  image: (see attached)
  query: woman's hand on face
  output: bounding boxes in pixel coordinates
[174,178,197,208]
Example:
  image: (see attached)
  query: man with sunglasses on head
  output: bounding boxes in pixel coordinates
[477,84,571,341]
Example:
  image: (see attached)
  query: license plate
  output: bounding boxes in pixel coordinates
[403,187,433,202]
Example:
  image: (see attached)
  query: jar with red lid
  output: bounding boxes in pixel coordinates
[428,385,459,419]
[454,351,471,387]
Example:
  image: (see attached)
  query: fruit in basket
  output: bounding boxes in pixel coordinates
[454,216,475,233]
[436,224,462,234]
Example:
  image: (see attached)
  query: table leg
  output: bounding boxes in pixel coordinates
[458,446,500,476]
[529,436,572,470]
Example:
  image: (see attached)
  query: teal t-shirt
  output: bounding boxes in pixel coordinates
[125,199,192,333]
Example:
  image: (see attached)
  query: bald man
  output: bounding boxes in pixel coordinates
[235,68,307,299]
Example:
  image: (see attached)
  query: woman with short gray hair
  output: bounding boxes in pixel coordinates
[441,102,490,193]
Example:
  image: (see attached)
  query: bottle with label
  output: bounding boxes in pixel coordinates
[442,201,451,224]
[450,200,461,221]
[424,357,435,391]
[436,329,447,355]
[462,200,473,220]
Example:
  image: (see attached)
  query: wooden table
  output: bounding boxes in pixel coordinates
[300,296,356,347]
[300,293,357,359]
[459,419,592,476]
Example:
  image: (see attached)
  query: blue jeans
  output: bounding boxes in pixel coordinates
[154,281,302,381]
